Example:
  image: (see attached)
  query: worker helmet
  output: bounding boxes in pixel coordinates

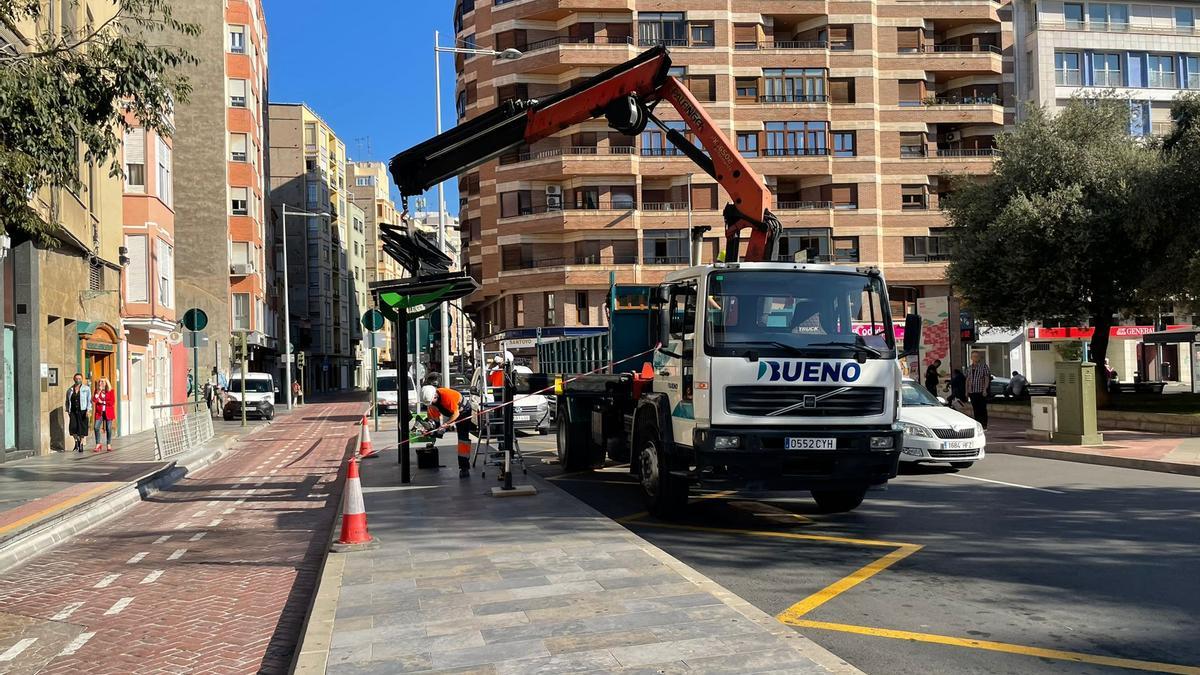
[419,385,438,406]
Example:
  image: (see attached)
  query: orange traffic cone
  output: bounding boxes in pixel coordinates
[357,422,377,459]
[640,361,655,379]
[332,458,377,551]
[360,412,369,427]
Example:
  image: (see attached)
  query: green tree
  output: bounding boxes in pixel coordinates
[0,0,198,238]
[942,97,1200,390]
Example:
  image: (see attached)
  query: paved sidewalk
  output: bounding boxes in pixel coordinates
[296,442,860,674]
[986,417,1200,476]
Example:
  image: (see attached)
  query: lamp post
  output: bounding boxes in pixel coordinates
[434,31,520,387]
[280,204,329,410]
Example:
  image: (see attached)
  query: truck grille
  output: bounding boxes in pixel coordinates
[726,386,885,417]
[932,427,975,439]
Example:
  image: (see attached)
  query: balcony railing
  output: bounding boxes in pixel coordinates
[902,43,1002,54]
[524,35,635,52]
[904,253,953,263]
[501,200,635,218]
[644,255,690,265]
[638,38,689,48]
[503,254,640,270]
[763,147,831,157]
[741,40,828,50]
[935,148,997,157]
[641,202,691,211]
[500,145,636,165]
[776,201,835,210]
[922,95,1002,106]
[758,94,830,103]
[900,145,926,158]
[640,147,687,157]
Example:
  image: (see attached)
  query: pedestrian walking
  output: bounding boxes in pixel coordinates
[965,352,992,429]
[924,359,942,394]
[292,380,303,405]
[420,384,477,478]
[186,368,195,398]
[950,368,968,409]
[65,373,91,452]
[92,378,116,452]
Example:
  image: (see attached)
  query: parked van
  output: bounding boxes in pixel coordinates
[224,372,277,421]
[374,369,418,416]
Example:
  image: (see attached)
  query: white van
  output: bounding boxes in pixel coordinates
[224,372,277,421]
[373,369,418,416]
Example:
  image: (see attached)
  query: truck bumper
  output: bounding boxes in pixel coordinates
[684,427,901,491]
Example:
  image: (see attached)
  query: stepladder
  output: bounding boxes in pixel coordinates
[470,348,527,479]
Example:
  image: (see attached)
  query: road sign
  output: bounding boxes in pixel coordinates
[362,309,385,331]
[183,332,209,349]
[182,308,208,332]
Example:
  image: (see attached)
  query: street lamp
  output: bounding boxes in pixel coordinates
[279,204,329,410]
[433,31,521,387]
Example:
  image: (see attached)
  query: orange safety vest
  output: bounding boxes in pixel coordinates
[428,387,464,420]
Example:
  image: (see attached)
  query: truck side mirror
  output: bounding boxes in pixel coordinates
[902,314,922,356]
[657,285,678,357]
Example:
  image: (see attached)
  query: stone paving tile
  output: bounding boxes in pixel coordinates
[493,646,621,674]
[542,628,662,655]
[431,637,551,670]
[609,636,732,667]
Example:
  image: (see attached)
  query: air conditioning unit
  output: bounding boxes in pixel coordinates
[547,194,563,210]
[230,263,256,276]
[545,184,562,196]
[944,131,962,143]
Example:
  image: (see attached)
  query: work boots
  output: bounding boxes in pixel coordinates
[458,457,470,479]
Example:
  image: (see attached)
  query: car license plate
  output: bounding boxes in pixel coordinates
[943,440,973,450]
[785,437,836,450]
[513,415,531,422]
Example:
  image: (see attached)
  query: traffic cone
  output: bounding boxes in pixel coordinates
[332,458,377,551]
[357,422,377,459]
[360,412,369,427]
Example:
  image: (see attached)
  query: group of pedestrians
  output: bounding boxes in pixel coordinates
[922,353,994,429]
[64,373,117,453]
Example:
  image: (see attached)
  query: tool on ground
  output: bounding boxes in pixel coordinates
[332,457,377,551]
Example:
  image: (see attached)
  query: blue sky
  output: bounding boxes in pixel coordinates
[262,0,458,209]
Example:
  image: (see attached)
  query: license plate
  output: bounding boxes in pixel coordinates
[943,440,974,450]
[513,415,531,422]
[785,437,836,450]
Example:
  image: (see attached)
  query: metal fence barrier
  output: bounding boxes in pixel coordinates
[151,401,215,460]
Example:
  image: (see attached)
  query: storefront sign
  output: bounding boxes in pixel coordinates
[85,341,115,353]
[851,323,906,340]
[1028,325,1193,340]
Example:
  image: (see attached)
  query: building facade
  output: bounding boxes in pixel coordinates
[348,200,368,387]
[268,104,357,392]
[168,0,273,387]
[453,0,1011,346]
[347,161,403,365]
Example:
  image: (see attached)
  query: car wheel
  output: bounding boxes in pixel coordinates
[811,487,867,513]
[950,461,974,469]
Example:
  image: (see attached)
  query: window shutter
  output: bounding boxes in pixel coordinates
[734,23,758,45]
[690,184,718,210]
[897,28,920,51]
[830,185,855,206]
[125,235,148,303]
[227,79,246,98]
[125,128,145,165]
[898,80,923,102]
[828,26,849,43]
[156,238,173,307]
[829,78,853,103]
[688,75,714,101]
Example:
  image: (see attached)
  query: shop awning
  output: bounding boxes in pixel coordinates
[1142,328,1200,345]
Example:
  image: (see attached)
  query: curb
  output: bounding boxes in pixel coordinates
[990,443,1200,477]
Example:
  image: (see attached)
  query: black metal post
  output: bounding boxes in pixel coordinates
[398,308,411,483]
[502,359,515,491]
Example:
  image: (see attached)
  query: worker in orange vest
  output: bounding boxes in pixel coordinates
[420,385,477,478]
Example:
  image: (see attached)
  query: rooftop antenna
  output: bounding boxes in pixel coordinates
[354,136,373,159]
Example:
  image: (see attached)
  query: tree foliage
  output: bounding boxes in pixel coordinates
[942,95,1200,373]
[0,0,199,238]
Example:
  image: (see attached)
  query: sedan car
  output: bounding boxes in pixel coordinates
[898,379,986,468]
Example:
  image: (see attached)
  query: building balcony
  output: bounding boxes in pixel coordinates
[891,98,1005,125]
[776,201,836,210]
[497,203,634,230]
[890,45,1003,75]
[497,146,637,178]
[494,37,636,74]
[491,0,633,21]
[1034,18,1200,36]
[757,94,830,105]
[900,147,999,161]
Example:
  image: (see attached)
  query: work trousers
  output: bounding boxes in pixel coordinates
[968,393,988,429]
[452,405,477,470]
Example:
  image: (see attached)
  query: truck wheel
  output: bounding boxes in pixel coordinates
[811,488,867,513]
[637,426,687,518]
[556,412,590,472]
[950,461,974,469]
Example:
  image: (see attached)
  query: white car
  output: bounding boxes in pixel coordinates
[374,369,418,416]
[898,379,986,468]
[473,364,552,434]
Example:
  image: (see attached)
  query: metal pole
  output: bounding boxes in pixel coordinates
[502,359,514,491]
[398,309,411,483]
[435,29,451,391]
[686,172,693,266]
[608,271,616,373]
[371,342,379,432]
[282,205,293,410]
[192,343,199,406]
[240,332,247,427]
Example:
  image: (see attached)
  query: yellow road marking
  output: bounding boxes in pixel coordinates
[776,544,923,622]
[785,620,1200,675]
[616,510,649,524]
[620,515,910,549]
[694,489,737,500]
[0,482,121,536]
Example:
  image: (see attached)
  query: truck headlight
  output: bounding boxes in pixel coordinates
[900,422,935,438]
[713,435,741,449]
[870,436,895,449]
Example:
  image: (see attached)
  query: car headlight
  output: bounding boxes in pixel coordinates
[974,422,985,437]
[900,422,936,438]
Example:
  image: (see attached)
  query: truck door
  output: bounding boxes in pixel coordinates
[664,282,697,447]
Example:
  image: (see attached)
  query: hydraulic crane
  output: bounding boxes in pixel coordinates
[389,46,782,262]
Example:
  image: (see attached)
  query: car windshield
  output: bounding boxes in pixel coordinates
[706,270,893,357]
[902,381,941,406]
[377,375,415,392]
[228,379,272,393]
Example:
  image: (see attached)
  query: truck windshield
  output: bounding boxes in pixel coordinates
[228,379,272,393]
[706,270,893,357]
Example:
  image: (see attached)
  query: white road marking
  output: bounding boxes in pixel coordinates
[139,570,163,585]
[362,485,440,493]
[56,631,95,656]
[50,602,84,621]
[126,552,148,564]
[93,574,120,588]
[207,500,220,507]
[189,532,207,542]
[152,535,171,545]
[0,638,37,662]
[946,472,1065,494]
[253,481,264,487]
[173,523,190,530]
[234,498,246,505]
[167,548,186,560]
[192,511,207,517]
[103,597,134,615]
[269,469,279,474]
[222,507,235,515]
[208,519,222,527]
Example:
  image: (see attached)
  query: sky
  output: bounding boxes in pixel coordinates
[262,0,459,210]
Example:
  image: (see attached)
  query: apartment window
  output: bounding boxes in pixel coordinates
[355,176,374,187]
[231,187,249,215]
[777,229,831,262]
[733,23,758,49]
[1088,3,1128,29]
[229,133,248,162]
[227,78,247,108]
[833,236,860,263]
[643,229,688,264]
[900,131,926,157]
[764,121,828,156]
[762,68,826,102]
[1176,7,1195,30]
[611,186,636,209]
[641,120,687,156]
[1188,56,1200,89]
[1092,52,1122,87]
[306,182,319,208]
[157,238,173,307]
[686,74,716,101]
[496,82,528,104]
[230,240,250,267]
[901,184,929,210]
[737,132,759,158]
[832,131,856,157]
[1055,52,1081,85]
[735,77,758,100]
[156,141,172,207]
[898,79,925,105]
[828,25,853,50]
[124,234,148,303]
[304,123,316,148]
[228,25,246,53]
[1148,54,1176,88]
[904,229,952,262]
[1064,2,1084,27]
[829,78,855,104]
[545,292,556,325]
[124,128,145,193]
[690,22,714,46]
[576,291,589,325]
[638,12,687,47]
[574,186,600,209]
[233,293,251,331]
[513,295,525,327]
[829,184,858,210]
[500,190,533,217]
[897,27,922,53]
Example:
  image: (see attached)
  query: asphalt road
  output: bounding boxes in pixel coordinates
[512,432,1200,675]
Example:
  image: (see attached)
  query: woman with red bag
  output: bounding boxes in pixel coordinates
[92,378,116,452]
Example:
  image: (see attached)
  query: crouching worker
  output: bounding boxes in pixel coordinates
[420,385,476,478]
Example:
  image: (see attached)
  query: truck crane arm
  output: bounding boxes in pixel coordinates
[389,46,780,262]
